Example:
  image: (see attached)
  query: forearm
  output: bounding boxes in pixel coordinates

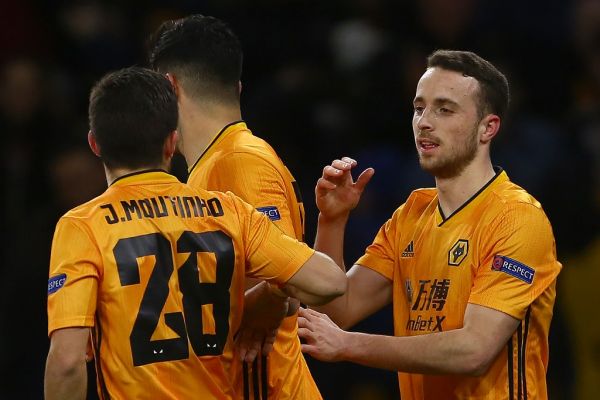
[283,284,343,306]
[44,356,87,400]
[340,329,485,375]
[314,213,349,270]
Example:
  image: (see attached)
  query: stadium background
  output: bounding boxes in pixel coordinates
[1,0,599,398]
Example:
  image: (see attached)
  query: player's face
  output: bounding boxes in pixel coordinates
[412,67,483,179]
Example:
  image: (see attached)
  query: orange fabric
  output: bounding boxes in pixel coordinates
[47,171,314,400]
[357,170,562,399]
[188,121,321,399]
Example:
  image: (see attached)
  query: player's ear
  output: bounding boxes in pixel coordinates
[164,130,178,160]
[238,80,242,95]
[479,114,500,144]
[165,73,180,98]
[88,131,101,157]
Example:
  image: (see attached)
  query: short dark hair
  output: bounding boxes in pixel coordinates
[88,67,178,169]
[427,50,510,119]
[148,14,242,103]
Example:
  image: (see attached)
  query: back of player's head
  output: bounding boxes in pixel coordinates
[427,50,510,120]
[88,66,178,169]
[148,14,243,105]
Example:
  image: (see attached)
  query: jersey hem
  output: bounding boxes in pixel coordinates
[48,316,95,336]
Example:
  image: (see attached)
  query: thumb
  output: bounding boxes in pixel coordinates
[355,168,375,191]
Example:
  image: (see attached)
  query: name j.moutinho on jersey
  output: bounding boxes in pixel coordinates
[100,196,224,224]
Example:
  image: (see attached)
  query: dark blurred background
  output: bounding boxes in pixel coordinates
[1,0,599,399]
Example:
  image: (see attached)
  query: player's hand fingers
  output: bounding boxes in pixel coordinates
[331,159,352,171]
[286,297,300,316]
[244,339,261,363]
[238,345,248,361]
[315,178,337,200]
[300,307,324,319]
[297,315,313,330]
[261,329,277,355]
[300,343,318,357]
[340,156,357,166]
[297,327,313,340]
[355,168,375,192]
[316,177,337,191]
[323,165,343,178]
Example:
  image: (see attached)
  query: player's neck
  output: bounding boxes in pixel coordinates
[178,101,241,167]
[435,159,495,217]
[104,164,167,186]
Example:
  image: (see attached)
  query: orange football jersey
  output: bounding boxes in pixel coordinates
[47,171,315,400]
[188,121,321,399]
[357,169,562,399]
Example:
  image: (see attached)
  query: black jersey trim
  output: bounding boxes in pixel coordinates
[438,166,503,227]
[93,315,111,399]
[261,355,268,400]
[252,358,260,399]
[291,180,303,203]
[188,120,246,175]
[243,361,250,400]
[522,307,531,400]
[517,321,523,399]
[507,337,514,400]
[109,169,168,186]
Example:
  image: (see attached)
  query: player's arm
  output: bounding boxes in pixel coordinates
[299,303,519,375]
[236,192,347,306]
[280,250,347,305]
[310,157,386,328]
[313,264,392,329]
[313,157,374,268]
[45,327,90,400]
[45,217,99,397]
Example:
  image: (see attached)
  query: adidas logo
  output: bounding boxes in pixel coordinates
[401,241,415,258]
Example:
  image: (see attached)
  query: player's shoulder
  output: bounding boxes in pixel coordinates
[486,178,554,232]
[405,187,437,209]
[189,186,247,210]
[222,127,281,165]
[490,179,544,214]
[385,187,436,221]
[61,192,111,221]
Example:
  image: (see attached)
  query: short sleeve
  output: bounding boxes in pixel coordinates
[47,217,101,336]
[469,203,562,319]
[355,205,404,281]
[209,152,296,238]
[228,193,314,284]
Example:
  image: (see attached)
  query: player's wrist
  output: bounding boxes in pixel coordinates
[318,212,350,226]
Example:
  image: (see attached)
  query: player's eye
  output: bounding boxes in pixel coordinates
[439,107,453,114]
[413,106,424,115]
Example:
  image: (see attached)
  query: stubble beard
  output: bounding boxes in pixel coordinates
[418,127,479,180]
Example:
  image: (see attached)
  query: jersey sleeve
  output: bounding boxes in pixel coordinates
[47,217,101,336]
[207,151,296,238]
[468,202,562,319]
[355,205,404,281]
[227,192,314,284]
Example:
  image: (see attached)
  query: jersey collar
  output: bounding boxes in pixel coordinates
[110,169,178,187]
[188,120,247,175]
[436,166,508,226]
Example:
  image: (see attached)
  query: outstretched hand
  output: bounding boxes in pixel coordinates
[315,157,374,221]
[297,307,348,362]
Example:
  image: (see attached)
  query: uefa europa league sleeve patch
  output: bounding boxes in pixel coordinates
[491,255,535,284]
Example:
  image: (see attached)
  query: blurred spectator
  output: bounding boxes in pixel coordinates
[1,146,105,398]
